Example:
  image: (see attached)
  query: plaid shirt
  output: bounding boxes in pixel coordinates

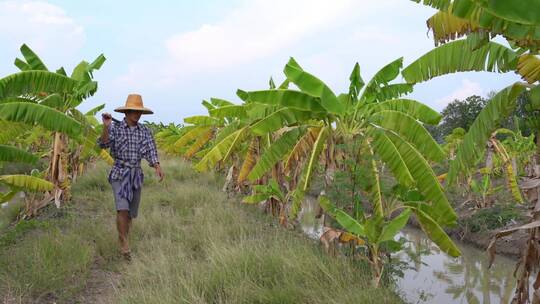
[97,119,159,182]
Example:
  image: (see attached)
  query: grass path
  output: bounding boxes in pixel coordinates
[0,158,402,303]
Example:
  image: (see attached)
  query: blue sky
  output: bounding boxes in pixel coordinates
[0,0,521,123]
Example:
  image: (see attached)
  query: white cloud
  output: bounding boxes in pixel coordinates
[0,1,85,56]
[116,0,382,88]
[436,79,483,106]
[165,0,355,69]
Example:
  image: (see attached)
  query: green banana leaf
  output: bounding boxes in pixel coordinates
[184,115,221,126]
[0,71,78,99]
[284,58,345,115]
[362,57,404,100]
[409,205,461,257]
[378,209,412,243]
[0,102,82,137]
[370,110,445,162]
[248,128,304,181]
[246,89,326,112]
[250,107,312,136]
[0,175,54,192]
[448,83,526,183]
[365,99,442,125]
[85,104,105,116]
[370,130,415,187]
[386,132,457,227]
[0,145,39,164]
[402,40,518,84]
[19,44,48,71]
[194,127,248,172]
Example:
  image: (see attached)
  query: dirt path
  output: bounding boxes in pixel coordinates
[76,258,120,304]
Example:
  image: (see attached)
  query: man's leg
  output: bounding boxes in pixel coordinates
[116,210,130,255]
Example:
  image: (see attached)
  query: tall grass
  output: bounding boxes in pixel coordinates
[0,157,402,303]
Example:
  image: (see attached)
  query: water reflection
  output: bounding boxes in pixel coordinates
[298,196,521,304]
[397,227,516,304]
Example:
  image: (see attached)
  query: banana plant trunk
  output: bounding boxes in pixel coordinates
[49,132,70,206]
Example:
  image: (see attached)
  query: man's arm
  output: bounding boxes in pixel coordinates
[143,127,164,181]
[98,113,113,148]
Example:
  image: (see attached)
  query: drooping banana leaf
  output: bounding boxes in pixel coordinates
[247,128,304,181]
[370,110,445,162]
[517,54,540,84]
[386,131,457,227]
[249,107,312,136]
[448,83,526,184]
[300,126,328,191]
[402,40,518,84]
[0,145,39,164]
[289,128,328,219]
[370,130,415,187]
[365,98,442,125]
[184,129,213,159]
[478,0,540,25]
[0,71,78,99]
[408,204,461,257]
[426,9,481,46]
[0,102,82,137]
[173,126,212,150]
[238,137,258,183]
[284,127,322,174]
[0,175,54,192]
[194,127,249,172]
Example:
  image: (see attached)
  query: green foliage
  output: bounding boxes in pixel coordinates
[461,204,524,233]
[432,95,488,141]
[448,83,526,184]
[0,229,94,300]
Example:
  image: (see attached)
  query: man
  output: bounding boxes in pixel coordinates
[98,94,164,260]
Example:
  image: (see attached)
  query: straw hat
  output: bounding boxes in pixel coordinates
[114,94,153,114]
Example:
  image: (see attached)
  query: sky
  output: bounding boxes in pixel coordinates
[0,0,522,123]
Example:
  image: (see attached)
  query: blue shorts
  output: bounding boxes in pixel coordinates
[111,181,142,218]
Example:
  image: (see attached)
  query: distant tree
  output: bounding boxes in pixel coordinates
[430,95,487,142]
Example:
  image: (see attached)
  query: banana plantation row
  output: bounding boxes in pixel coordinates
[156,1,540,302]
[0,1,539,303]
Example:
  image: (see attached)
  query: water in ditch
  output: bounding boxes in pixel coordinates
[298,195,524,304]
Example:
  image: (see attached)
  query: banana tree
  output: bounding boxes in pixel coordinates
[178,57,461,285]
[0,145,53,219]
[406,2,540,302]
[0,44,107,211]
